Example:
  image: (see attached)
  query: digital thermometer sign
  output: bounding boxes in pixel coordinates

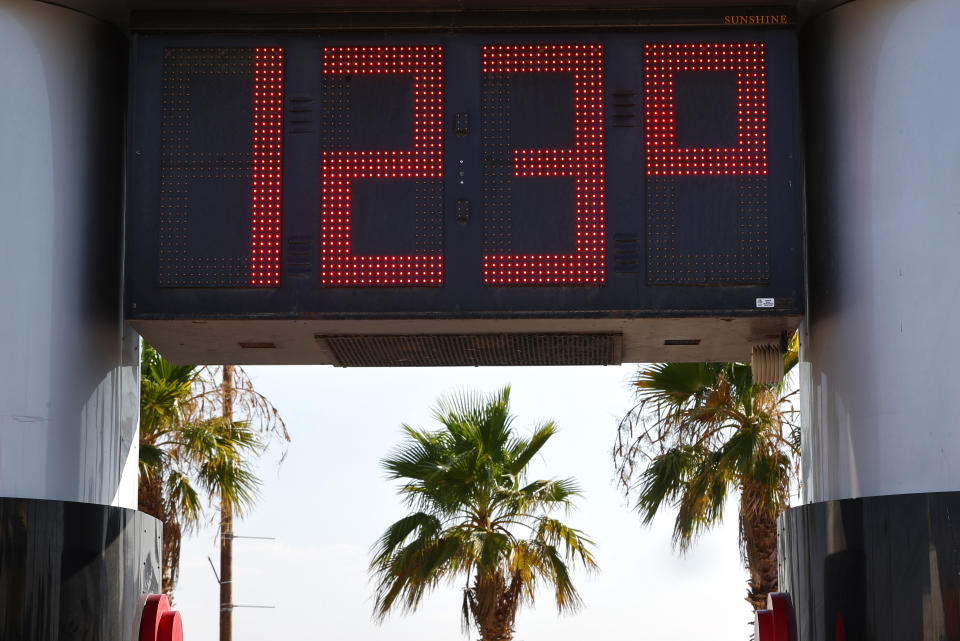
[126,29,802,366]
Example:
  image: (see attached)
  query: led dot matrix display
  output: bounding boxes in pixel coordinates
[643,41,771,285]
[130,30,801,333]
[481,44,606,286]
[250,47,284,286]
[644,42,768,176]
[319,46,444,287]
[158,47,284,289]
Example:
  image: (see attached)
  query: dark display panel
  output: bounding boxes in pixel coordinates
[126,29,801,364]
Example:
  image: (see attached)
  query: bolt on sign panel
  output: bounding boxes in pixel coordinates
[125,29,802,365]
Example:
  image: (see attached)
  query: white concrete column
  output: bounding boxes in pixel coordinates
[0,0,138,508]
[800,0,960,502]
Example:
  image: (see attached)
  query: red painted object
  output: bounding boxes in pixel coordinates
[158,610,184,641]
[141,594,184,641]
[754,592,793,641]
[755,609,775,640]
[767,592,791,641]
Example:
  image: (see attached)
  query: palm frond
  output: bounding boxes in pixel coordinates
[371,512,443,564]
[535,518,597,569]
[507,421,557,475]
[139,442,166,478]
[164,470,202,526]
[634,446,697,525]
[526,541,583,612]
[672,451,730,550]
[372,534,465,619]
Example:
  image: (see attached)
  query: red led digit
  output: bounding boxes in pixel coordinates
[320,46,444,287]
[250,47,285,287]
[482,44,606,286]
[644,42,768,176]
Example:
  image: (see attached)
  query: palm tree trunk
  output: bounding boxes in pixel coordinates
[219,365,235,641]
[468,572,521,641]
[740,482,780,611]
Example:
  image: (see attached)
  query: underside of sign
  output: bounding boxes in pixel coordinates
[125,24,803,366]
[131,317,799,366]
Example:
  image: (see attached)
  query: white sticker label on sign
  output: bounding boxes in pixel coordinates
[756,298,775,308]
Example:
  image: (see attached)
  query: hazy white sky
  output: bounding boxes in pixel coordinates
[174,364,754,640]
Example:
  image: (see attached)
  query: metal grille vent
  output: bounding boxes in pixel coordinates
[317,333,623,367]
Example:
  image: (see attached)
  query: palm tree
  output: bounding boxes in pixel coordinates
[371,386,597,641]
[138,343,283,597]
[612,338,799,611]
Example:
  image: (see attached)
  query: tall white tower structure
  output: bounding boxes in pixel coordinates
[777,0,960,639]
[0,2,162,640]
